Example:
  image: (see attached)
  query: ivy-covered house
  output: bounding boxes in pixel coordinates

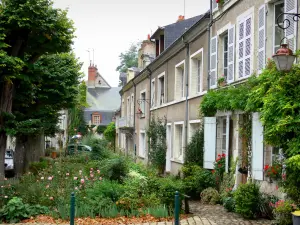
[84,64,121,128]
[202,0,299,194]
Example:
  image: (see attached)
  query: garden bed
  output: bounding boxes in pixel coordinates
[19,214,189,225]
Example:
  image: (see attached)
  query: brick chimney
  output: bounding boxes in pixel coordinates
[177,15,185,22]
[88,63,97,87]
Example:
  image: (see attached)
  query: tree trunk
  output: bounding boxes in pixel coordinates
[0,82,14,179]
[15,132,45,176]
[15,136,27,177]
[24,132,45,172]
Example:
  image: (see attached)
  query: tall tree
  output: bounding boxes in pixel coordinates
[116,43,139,73]
[0,0,75,178]
[11,53,82,175]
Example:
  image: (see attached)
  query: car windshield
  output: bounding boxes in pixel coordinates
[5,151,13,159]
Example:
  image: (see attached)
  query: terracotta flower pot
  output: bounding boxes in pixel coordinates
[51,151,57,159]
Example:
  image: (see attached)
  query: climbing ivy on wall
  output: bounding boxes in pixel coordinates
[146,116,167,174]
[200,59,300,157]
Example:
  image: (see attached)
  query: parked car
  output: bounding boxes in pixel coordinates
[5,149,14,177]
[66,144,92,155]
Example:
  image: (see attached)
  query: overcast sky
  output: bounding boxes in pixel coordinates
[53,0,209,87]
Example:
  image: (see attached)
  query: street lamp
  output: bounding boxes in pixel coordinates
[272,44,296,71]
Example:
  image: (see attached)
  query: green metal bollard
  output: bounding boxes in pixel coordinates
[70,192,75,225]
[174,191,180,225]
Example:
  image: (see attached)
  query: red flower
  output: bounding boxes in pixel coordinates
[264,165,269,171]
[218,164,221,168]
[212,170,215,174]
[276,185,278,190]
[222,153,226,157]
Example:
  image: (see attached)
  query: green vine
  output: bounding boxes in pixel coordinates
[200,59,300,159]
[146,116,167,174]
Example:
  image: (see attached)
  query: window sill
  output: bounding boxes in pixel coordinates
[138,154,146,159]
[171,158,184,164]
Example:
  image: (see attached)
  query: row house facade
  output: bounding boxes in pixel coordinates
[205,0,299,192]
[116,0,299,192]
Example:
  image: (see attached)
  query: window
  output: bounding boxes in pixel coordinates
[127,97,130,118]
[130,94,134,126]
[189,121,201,142]
[158,73,165,105]
[272,147,280,164]
[190,49,203,95]
[151,79,155,107]
[273,2,284,53]
[175,61,185,100]
[139,132,146,157]
[238,15,252,78]
[140,91,146,117]
[174,123,184,160]
[223,34,228,79]
[92,114,101,125]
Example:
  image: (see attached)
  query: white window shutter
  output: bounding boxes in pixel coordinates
[252,112,264,181]
[225,115,230,173]
[227,25,235,83]
[244,17,252,77]
[210,36,218,88]
[284,0,297,51]
[204,117,217,169]
[238,20,245,78]
[212,0,218,12]
[258,5,266,74]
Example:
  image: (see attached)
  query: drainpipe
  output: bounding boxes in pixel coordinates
[146,67,152,165]
[183,42,190,158]
[131,79,137,161]
[207,0,212,91]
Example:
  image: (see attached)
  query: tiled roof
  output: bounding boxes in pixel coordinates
[85,87,121,111]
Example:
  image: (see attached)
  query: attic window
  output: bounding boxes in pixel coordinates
[92,112,101,125]
[98,80,101,84]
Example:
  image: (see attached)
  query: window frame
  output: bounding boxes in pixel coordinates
[175,60,185,101]
[237,13,253,80]
[139,130,146,158]
[151,78,155,108]
[92,113,101,125]
[223,33,229,80]
[188,120,201,142]
[139,90,146,118]
[273,2,284,53]
[157,72,166,106]
[173,121,184,162]
[190,48,203,96]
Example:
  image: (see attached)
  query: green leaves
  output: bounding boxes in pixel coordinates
[200,61,300,157]
[146,117,167,172]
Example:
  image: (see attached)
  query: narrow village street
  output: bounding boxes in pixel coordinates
[1,0,300,224]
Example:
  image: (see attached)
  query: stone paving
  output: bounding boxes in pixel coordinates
[0,201,274,225]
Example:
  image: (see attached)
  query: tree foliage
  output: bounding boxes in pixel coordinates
[10,53,83,137]
[116,43,139,73]
[0,0,76,177]
[146,117,167,173]
[68,81,88,137]
[104,122,116,143]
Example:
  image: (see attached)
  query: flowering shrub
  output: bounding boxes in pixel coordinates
[213,153,226,188]
[264,163,282,180]
[271,199,298,225]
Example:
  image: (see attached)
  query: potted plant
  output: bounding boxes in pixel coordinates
[264,163,282,183]
[238,166,248,174]
[216,0,225,6]
[292,211,300,225]
[217,75,226,87]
